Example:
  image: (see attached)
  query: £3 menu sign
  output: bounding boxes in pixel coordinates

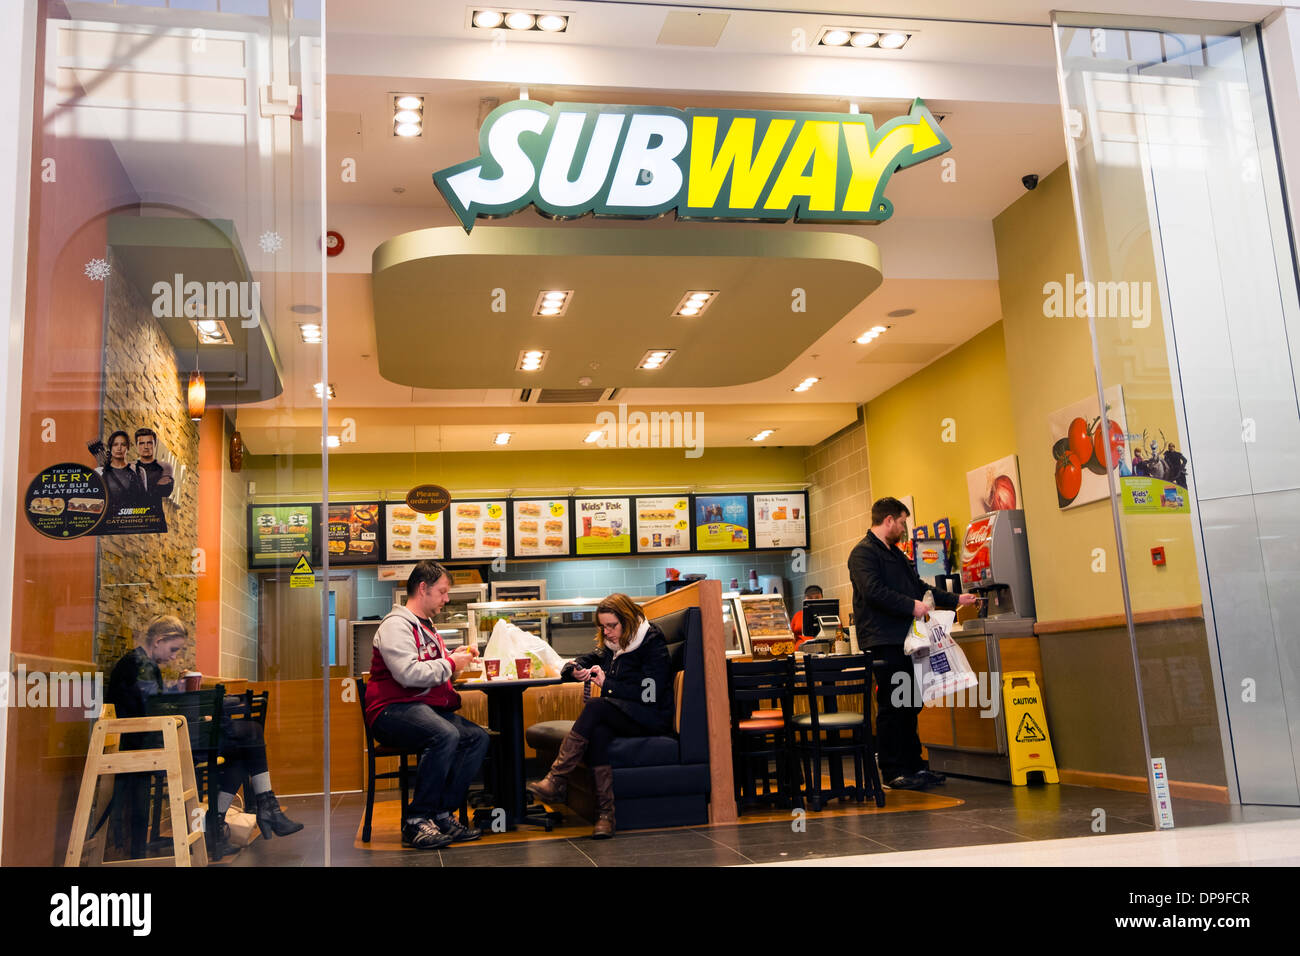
[433,99,951,232]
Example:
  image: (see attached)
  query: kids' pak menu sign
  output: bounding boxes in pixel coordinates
[249,504,315,567]
[695,494,750,551]
[575,497,631,555]
[434,99,951,232]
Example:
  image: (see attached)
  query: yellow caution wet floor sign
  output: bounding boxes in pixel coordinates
[1002,671,1059,785]
[289,555,315,589]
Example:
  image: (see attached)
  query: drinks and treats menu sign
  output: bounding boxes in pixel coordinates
[695,494,750,551]
[575,497,631,555]
[633,496,689,553]
[326,503,380,565]
[386,503,443,560]
[249,504,315,568]
[450,500,506,559]
[512,499,570,557]
[754,493,807,549]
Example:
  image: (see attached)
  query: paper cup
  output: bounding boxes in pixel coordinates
[484,659,500,680]
[181,671,202,691]
[514,658,531,680]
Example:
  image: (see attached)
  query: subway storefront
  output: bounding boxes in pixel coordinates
[3,0,1300,895]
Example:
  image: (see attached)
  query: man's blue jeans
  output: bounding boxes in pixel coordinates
[371,702,490,820]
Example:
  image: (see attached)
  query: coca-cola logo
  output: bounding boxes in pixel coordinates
[964,523,992,549]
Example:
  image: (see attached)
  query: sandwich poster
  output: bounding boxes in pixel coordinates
[249,504,315,568]
[326,503,381,565]
[574,497,631,556]
[24,463,108,539]
[633,496,689,554]
[512,499,571,557]
[695,494,750,551]
[386,502,444,560]
[449,500,508,559]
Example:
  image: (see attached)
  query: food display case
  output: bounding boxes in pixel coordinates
[721,592,747,657]
[734,593,796,658]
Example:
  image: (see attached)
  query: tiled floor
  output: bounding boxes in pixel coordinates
[221,776,1300,867]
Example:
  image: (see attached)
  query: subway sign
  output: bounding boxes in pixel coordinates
[433,99,951,232]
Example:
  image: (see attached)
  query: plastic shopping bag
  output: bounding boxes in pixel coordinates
[482,619,526,678]
[515,628,566,678]
[912,609,978,704]
[903,590,938,658]
[482,618,566,679]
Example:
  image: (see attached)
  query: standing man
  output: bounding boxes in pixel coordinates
[849,497,978,791]
[365,561,488,849]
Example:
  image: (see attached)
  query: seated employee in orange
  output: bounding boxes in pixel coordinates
[790,584,823,647]
[366,560,488,850]
[527,593,674,839]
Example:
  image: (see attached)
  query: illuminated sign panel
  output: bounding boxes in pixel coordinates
[434,99,950,232]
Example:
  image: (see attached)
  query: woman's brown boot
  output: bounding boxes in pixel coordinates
[592,765,615,839]
[526,732,588,808]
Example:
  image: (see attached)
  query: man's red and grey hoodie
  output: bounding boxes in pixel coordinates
[365,603,461,726]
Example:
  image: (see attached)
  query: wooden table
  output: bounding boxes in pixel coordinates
[457,676,562,829]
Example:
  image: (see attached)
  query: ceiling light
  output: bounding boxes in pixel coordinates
[505,11,535,29]
[879,32,909,49]
[750,429,775,441]
[394,123,421,138]
[855,324,892,344]
[395,94,424,110]
[298,323,322,344]
[537,14,567,31]
[583,430,604,444]
[872,325,888,333]
[673,290,718,317]
[314,382,336,399]
[187,371,206,420]
[887,308,915,318]
[494,432,513,446]
[290,303,322,314]
[533,290,572,316]
[325,435,341,448]
[637,349,675,370]
[188,318,232,345]
[819,26,911,51]
[792,376,820,393]
[517,349,549,371]
[850,31,879,48]
[822,29,851,46]
[394,109,422,125]
[472,9,503,28]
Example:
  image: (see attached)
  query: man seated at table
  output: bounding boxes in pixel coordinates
[365,560,488,849]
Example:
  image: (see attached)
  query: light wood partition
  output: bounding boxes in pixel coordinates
[253,677,365,795]
[641,579,737,825]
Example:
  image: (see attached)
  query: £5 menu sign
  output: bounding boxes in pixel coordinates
[433,99,950,232]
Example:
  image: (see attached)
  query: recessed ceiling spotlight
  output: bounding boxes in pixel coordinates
[750,429,776,441]
[822,29,851,46]
[887,308,915,318]
[517,348,549,371]
[637,349,675,370]
[313,382,336,399]
[394,123,421,138]
[673,290,717,317]
[393,94,424,138]
[583,429,604,444]
[854,324,892,344]
[792,376,820,393]
[394,110,422,125]
[818,26,912,50]
[537,13,567,31]
[325,434,341,448]
[297,323,322,344]
[850,31,879,48]
[879,31,910,49]
[472,9,504,28]
[505,11,535,29]
[395,94,424,110]
[494,432,513,446]
[189,318,233,345]
[534,290,572,316]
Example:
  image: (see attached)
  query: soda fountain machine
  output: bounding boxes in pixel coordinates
[958,508,1036,634]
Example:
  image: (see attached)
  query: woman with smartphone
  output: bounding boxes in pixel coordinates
[526,593,673,838]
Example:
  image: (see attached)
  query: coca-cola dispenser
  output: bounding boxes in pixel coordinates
[960,509,1035,622]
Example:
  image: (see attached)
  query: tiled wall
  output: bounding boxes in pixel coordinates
[794,410,872,624]
[219,417,257,680]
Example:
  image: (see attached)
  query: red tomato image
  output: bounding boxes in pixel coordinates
[1093,418,1125,470]
[1056,452,1083,503]
[1068,417,1092,464]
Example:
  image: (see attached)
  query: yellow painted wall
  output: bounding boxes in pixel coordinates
[241,446,807,498]
[864,322,1015,542]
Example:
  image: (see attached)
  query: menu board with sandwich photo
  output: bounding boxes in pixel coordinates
[386,502,444,561]
[633,496,690,553]
[512,498,571,557]
[694,494,751,552]
[449,499,508,559]
[574,497,631,555]
[248,504,317,568]
[326,503,381,565]
[753,492,808,550]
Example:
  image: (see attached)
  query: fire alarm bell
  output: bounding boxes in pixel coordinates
[1151,546,1166,566]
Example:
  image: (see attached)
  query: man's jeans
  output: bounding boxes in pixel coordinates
[371,702,490,820]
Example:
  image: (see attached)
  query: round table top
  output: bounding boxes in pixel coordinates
[455,675,563,690]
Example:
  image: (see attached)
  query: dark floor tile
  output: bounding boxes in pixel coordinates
[826,810,997,837]
[591,846,754,867]
[695,819,847,848]
[871,823,1028,853]
[576,828,717,855]
[439,841,595,867]
[739,835,894,864]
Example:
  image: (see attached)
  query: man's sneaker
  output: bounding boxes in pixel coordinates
[402,817,455,850]
[436,815,483,843]
[886,773,929,791]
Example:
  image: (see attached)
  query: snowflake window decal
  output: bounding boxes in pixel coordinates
[258,231,284,254]
[84,258,110,281]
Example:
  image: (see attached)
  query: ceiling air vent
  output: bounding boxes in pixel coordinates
[516,387,619,404]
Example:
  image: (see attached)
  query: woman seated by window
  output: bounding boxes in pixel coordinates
[106,615,303,857]
[526,594,673,839]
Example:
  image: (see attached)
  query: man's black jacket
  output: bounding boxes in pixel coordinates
[848,530,959,647]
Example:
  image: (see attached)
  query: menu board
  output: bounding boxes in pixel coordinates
[449,500,508,559]
[633,496,690,553]
[385,502,444,561]
[249,504,316,568]
[511,498,571,557]
[753,492,808,550]
[694,494,750,551]
[326,503,381,565]
[574,497,631,555]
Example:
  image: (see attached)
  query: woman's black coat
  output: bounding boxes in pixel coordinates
[562,623,674,733]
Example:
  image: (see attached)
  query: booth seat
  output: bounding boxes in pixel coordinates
[525,605,711,829]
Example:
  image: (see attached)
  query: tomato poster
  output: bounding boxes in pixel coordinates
[966,455,1022,519]
[1047,386,1130,511]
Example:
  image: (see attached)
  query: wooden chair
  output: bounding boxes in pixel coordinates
[727,657,798,812]
[356,676,416,843]
[66,713,208,867]
[793,653,885,810]
[146,687,227,858]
